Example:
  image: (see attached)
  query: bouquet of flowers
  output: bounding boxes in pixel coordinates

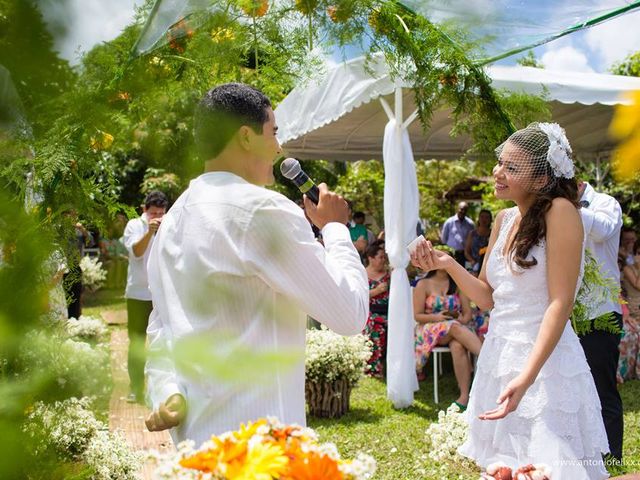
[80,255,107,292]
[149,417,376,480]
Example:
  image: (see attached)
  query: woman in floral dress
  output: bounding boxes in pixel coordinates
[618,240,640,382]
[363,242,390,379]
[413,268,482,408]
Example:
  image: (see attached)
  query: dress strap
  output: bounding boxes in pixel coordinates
[494,207,518,256]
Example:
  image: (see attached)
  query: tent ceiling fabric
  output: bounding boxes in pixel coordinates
[274,55,640,162]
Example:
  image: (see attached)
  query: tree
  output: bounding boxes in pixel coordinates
[610,51,640,77]
[516,51,544,68]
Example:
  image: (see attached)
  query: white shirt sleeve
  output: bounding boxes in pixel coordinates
[123,218,146,258]
[441,219,450,245]
[581,195,622,243]
[243,197,369,336]
[145,308,185,409]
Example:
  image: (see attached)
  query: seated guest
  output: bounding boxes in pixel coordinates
[363,242,390,379]
[618,241,640,382]
[413,267,482,409]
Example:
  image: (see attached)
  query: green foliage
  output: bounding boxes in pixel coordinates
[0,0,75,130]
[610,50,640,77]
[455,89,552,158]
[141,167,184,204]
[516,51,544,68]
[414,159,485,238]
[335,160,385,226]
[571,250,622,336]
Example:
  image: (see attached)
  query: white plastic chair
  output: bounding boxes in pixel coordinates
[431,346,451,404]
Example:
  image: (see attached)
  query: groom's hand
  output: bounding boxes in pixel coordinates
[303,183,349,230]
[145,393,186,432]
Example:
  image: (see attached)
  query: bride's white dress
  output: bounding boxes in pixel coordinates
[458,207,610,479]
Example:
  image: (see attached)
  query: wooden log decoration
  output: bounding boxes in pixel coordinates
[305,378,353,418]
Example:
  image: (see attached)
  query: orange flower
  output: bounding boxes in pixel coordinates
[283,451,343,480]
[179,437,248,473]
[239,0,269,17]
[179,449,220,472]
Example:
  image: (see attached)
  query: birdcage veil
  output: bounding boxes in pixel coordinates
[494,122,575,193]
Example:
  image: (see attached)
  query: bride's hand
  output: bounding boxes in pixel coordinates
[478,374,532,420]
[410,240,453,272]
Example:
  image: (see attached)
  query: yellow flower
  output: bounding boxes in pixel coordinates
[610,91,640,139]
[610,90,640,180]
[211,27,235,43]
[234,418,267,442]
[227,442,288,480]
[89,131,114,151]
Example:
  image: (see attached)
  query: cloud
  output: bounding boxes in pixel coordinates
[584,9,640,72]
[40,0,139,64]
[540,45,595,73]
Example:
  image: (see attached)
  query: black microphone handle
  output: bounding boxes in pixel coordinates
[292,171,320,204]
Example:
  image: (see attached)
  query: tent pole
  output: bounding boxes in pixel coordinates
[380,98,395,121]
[395,86,403,126]
[402,109,419,130]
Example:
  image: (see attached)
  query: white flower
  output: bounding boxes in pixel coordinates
[305,327,372,385]
[80,256,107,292]
[66,315,108,340]
[539,122,574,179]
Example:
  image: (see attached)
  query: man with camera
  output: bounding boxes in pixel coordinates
[123,190,169,403]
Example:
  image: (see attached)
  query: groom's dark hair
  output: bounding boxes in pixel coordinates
[194,83,271,161]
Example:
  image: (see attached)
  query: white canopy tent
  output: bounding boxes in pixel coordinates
[274,55,640,408]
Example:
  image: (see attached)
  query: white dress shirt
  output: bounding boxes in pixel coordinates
[441,215,475,251]
[145,172,368,444]
[123,213,154,301]
[580,182,622,317]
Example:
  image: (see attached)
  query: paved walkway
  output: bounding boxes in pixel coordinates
[105,312,174,479]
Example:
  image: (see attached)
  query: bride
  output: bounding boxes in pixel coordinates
[411,123,610,479]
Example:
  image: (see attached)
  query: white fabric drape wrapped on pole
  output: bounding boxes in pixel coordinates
[383,87,420,408]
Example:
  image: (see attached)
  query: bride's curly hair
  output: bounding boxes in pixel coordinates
[502,123,579,269]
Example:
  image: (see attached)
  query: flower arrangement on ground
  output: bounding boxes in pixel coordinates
[66,314,108,341]
[23,397,142,479]
[305,327,371,417]
[80,255,107,292]
[425,403,471,464]
[149,416,376,480]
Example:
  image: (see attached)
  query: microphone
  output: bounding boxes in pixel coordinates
[280,158,320,204]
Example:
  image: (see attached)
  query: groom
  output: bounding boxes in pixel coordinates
[143,83,368,443]
[578,180,624,461]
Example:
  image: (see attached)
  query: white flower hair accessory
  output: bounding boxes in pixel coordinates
[539,122,575,179]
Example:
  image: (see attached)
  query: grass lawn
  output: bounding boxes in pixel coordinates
[87,288,640,479]
[311,365,640,479]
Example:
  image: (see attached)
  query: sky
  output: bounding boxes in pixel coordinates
[41,0,640,74]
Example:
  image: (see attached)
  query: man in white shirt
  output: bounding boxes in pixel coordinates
[441,201,475,265]
[144,83,368,444]
[123,190,168,403]
[578,181,624,461]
